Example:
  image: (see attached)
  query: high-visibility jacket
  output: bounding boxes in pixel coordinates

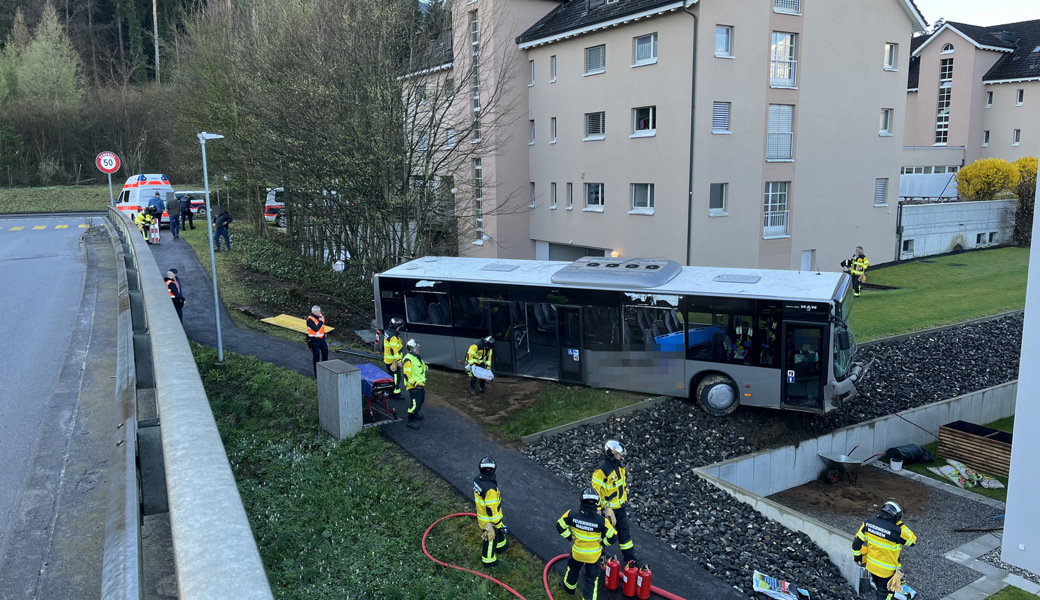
[852,516,917,578]
[851,254,870,276]
[467,343,492,369]
[402,352,427,390]
[556,507,617,564]
[306,314,326,339]
[592,458,627,510]
[135,212,153,228]
[383,331,403,365]
[473,474,504,529]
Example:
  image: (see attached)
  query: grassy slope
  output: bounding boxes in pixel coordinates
[854,247,1028,341]
[193,342,569,599]
[903,416,1013,503]
[0,184,113,212]
[988,586,1040,599]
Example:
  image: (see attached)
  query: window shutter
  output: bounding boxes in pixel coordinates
[768,104,793,132]
[586,112,605,136]
[585,45,605,72]
[712,102,731,131]
[874,178,888,206]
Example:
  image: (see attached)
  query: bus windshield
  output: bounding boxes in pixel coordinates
[832,281,856,380]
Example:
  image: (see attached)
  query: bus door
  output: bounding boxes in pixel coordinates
[780,322,826,411]
[487,300,523,375]
[557,306,583,385]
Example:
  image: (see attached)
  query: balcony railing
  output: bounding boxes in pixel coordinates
[770,59,797,87]
[767,132,793,160]
[774,0,801,14]
[763,210,790,238]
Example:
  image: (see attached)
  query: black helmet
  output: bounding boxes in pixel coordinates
[389,317,404,330]
[581,487,600,508]
[483,336,495,349]
[880,501,902,522]
[479,456,496,474]
[604,439,625,460]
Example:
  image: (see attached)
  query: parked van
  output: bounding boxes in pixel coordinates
[265,187,285,226]
[116,174,175,222]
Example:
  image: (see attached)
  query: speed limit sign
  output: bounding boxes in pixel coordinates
[95,151,120,174]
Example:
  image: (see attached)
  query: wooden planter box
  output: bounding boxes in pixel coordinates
[937,420,1013,477]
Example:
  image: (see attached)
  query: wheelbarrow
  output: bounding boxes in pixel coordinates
[819,446,883,484]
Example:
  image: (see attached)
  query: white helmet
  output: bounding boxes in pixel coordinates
[604,439,625,459]
[406,338,419,351]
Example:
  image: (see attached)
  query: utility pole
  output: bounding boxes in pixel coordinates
[152,0,160,84]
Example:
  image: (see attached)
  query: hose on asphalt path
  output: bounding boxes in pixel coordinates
[423,513,690,600]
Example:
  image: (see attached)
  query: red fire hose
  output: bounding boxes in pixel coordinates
[422,513,690,600]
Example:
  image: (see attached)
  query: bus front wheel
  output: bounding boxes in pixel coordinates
[696,375,739,416]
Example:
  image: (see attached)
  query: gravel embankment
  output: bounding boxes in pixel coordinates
[523,314,1023,599]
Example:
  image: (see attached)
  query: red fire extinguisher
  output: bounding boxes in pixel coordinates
[621,560,638,597]
[604,556,621,591]
[636,564,653,600]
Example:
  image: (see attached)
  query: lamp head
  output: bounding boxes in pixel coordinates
[197,132,225,142]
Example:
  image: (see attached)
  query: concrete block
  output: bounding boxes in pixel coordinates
[752,453,773,496]
[871,423,888,460]
[969,395,984,425]
[733,456,755,492]
[831,430,848,458]
[794,441,820,487]
[718,461,738,486]
[317,360,362,440]
[769,446,795,495]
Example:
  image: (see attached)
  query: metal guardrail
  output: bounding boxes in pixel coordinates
[101,208,273,599]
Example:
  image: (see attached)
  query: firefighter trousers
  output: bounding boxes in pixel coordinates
[563,557,600,600]
[481,525,508,566]
[870,573,896,600]
[385,362,403,396]
[613,506,637,562]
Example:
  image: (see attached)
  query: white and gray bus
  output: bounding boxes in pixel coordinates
[374,256,863,414]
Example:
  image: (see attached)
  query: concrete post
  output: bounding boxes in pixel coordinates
[317,360,362,439]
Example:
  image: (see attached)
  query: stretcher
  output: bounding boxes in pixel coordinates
[359,363,398,422]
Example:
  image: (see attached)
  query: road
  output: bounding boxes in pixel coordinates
[0,214,117,599]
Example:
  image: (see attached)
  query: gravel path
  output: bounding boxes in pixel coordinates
[522,314,1024,599]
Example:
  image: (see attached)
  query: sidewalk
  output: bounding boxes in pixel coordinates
[147,233,745,599]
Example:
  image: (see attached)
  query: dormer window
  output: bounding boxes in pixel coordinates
[941,43,954,54]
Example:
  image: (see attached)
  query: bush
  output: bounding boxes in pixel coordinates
[1013,157,1038,246]
[956,158,1019,201]
[36,156,64,185]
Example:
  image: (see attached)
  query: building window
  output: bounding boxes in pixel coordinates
[712,102,731,133]
[709,183,727,215]
[584,111,605,140]
[884,43,898,70]
[770,32,798,87]
[529,60,535,86]
[469,10,479,47]
[473,159,483,239]
[551,117,557,143]
[417,132,429,151]
[986,91,993,107]
[585,45,606,75]
[983,130,990,146]
[633,106,656,136]
[902,239,914,254]
[530,182,536,207]
[879,108,894,135]
[445,77,455,101]
[447,128,457,149]
[1014,129,1021,146]
[990,232,997,243]
[529,119,535,144]
[567,182,573,209]
[763,182,789,237]
[715,26,733,57]
[941,43,954,54]
[584,183,604,209]
[874,178,888,206]
[774,0,801,14]
[767,104,794,160]
[631,183,654,212]
[551,182,557,208]
[1017,89,1024,105]
[416,85,427,106]
[550,55,557,82]
[934,58,953,144]
[634,33,658,66]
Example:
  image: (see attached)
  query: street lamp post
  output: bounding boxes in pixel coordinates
[198,131,225,363]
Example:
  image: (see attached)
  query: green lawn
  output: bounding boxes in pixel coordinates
[904,416,1013,503]
[989,586,1039,599]
[193,343,569,599]
[0,184,113,213]
[854,247,1028,341]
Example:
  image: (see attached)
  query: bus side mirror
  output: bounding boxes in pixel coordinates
[837,330,850,350]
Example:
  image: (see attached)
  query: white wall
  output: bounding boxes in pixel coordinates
[1001,153,1040,575]
[899,200,1015,259]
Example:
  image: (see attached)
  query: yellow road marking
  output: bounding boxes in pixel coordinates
[10,226,23,230]
[56,224,69,229]
[33,225,46,230]
[78,224,88,228]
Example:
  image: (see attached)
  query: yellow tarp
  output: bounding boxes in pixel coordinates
[261,314,335,334]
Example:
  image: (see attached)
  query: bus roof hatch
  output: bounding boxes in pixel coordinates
[551,257,682,289]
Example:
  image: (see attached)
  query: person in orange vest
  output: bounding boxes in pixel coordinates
[165,271,185,322]
[306,305,329,377]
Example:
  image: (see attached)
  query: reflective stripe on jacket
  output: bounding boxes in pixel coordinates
[852,517,916,578]
[851,255,870,276]
[306,315,326,338]
[467,344,492,368]
[383,332,402,365]
[473,475,504,529]
[403,353,427,389]
[592,459,627,510]
[556,508,617,564]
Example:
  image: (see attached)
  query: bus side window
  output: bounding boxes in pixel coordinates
[757,314,779,365]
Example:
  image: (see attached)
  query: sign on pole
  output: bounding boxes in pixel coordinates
[95,151,121,207]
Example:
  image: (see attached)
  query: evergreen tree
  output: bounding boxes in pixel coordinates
[16,2,85,110]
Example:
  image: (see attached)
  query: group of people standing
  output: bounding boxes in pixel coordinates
[135,191,232,249]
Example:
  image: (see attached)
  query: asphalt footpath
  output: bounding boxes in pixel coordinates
[147,230,745,600]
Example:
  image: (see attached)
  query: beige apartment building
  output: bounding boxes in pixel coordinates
[904,19,1040,173]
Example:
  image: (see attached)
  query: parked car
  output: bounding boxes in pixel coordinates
[174,190,208,216]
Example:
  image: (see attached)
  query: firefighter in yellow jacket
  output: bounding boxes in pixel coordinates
[592,439,639,564]
[556,487,618,599]
[466,336,495,395]
[383,317,405,397]
[852,501,917,600]
[473,456,509,566]
[402,339,426,430]
[134,211,154,243]
[841,245,870,297]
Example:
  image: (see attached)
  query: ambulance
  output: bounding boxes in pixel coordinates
[115,174,175,222]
